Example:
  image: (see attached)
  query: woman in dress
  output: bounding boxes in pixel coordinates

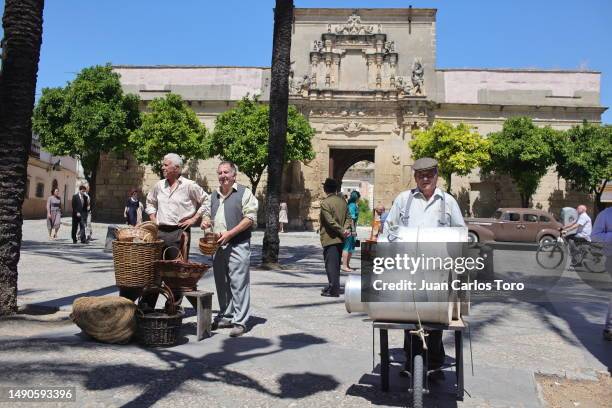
[279,201,288,233]
[123,189,143,226]
[46,188,62,239]
[341,190,360,272]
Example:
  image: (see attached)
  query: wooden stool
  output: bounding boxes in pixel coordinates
[182,290,213,341]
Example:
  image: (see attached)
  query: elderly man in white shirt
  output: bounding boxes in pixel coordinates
[146,153,210,260]
[383,157,466,382]
[201,161,258,337]
[562,204,592,266]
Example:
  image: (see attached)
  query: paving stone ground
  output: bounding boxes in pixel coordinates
[0,219,610,407]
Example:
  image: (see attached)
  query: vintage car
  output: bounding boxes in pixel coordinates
[465,208,562,245]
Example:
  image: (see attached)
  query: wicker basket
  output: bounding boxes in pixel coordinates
[113,240,164,288]
[116,221,159,243]
[70,296,137,344]
[199,232,220,256]
[155,248,210,291]
[157,261,210,292]
[136,284,184,347]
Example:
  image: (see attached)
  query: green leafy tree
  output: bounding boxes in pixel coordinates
[207,96,315,192]
[410,121,490,192]
[357,198,373,226]
[32,64,141,214]
[552,122,612,212]
[484,117,557,208]
[129,93,208,178]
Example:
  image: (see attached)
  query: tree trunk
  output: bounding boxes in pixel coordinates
[249,176,260,195]
[87,155,99,221]
[262,0,293,266]
[0,0,45,315]
[520,193,530,208]
[593,180,607,216]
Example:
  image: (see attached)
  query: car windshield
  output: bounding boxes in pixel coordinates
[494,210,503,219]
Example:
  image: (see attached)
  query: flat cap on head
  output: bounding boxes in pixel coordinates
[413,157,438,172]
[322,178,339,191]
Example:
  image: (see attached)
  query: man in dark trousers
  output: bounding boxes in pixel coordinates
[71,184,89,244]
[319,178,352,297]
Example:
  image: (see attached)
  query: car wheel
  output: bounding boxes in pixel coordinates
[468,231,479,245]
[538,235,555,246]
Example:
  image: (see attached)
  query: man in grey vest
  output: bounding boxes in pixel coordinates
[383,157,465,381]
[201,161,258,337]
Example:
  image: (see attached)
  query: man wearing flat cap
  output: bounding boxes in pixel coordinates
[319,178,352,297]
[383,157,465,381]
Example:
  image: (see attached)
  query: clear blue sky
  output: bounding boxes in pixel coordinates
[2,0,611,123]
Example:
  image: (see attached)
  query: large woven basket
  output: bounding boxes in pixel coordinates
[113,240,164,288]
[70,296,137,344]
[136,284,184,347]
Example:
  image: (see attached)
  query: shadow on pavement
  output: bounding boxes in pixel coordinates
[0,332,339,406]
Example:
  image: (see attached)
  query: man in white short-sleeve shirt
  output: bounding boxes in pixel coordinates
[562,204,592,265]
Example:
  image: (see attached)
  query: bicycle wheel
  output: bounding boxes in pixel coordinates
[412,354,424,408]
[536,242,564,269]
[583,248,606,273]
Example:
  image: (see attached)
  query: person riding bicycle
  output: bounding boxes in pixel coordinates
[561,204,592,266]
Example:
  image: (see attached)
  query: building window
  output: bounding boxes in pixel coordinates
[25,178,30,199]
[35,182,45,198]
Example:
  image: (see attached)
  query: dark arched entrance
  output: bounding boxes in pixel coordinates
[329,148,375,182]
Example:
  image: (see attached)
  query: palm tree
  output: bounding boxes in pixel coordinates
[262,0,293,267]
[0,0,45,315]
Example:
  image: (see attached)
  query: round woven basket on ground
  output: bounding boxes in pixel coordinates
[136,284,184,347]
[113,240,164,287]
[70,296,137,344]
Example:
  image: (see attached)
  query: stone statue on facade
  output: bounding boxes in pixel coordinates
[395,76,412,96]
[411,58,425,95]
[383,40,395,54]
[312,40,324,53]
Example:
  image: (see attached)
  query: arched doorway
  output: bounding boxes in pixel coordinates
[329,147,375,206]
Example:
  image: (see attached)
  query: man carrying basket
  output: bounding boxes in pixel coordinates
[201,161,258,337]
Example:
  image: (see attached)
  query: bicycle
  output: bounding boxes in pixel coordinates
[536,230,605,273]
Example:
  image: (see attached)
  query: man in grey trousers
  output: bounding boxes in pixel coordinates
[201,161,258,337]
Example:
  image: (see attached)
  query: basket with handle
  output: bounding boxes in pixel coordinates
[112,240,164,288]
[136,283,184,347]
[199,230,220,256]
[155,247,211,292]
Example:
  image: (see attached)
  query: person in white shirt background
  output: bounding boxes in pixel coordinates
[562,204,592,266]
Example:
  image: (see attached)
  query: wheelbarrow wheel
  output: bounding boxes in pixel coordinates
[412,354,423,408]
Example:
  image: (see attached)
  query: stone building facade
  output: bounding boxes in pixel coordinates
[97,8,606,227]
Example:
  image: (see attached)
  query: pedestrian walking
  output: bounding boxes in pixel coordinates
[319,178,352,297]
[279,201,288,233]
[124,189,143,226]
[46,188,62,240]
[341,191,360,272]
[71,185,89,244]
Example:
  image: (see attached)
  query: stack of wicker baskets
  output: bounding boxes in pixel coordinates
[113,222,164,288]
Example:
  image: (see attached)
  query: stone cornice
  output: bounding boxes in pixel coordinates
[294,8,437,21]
[435,102,607,114]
